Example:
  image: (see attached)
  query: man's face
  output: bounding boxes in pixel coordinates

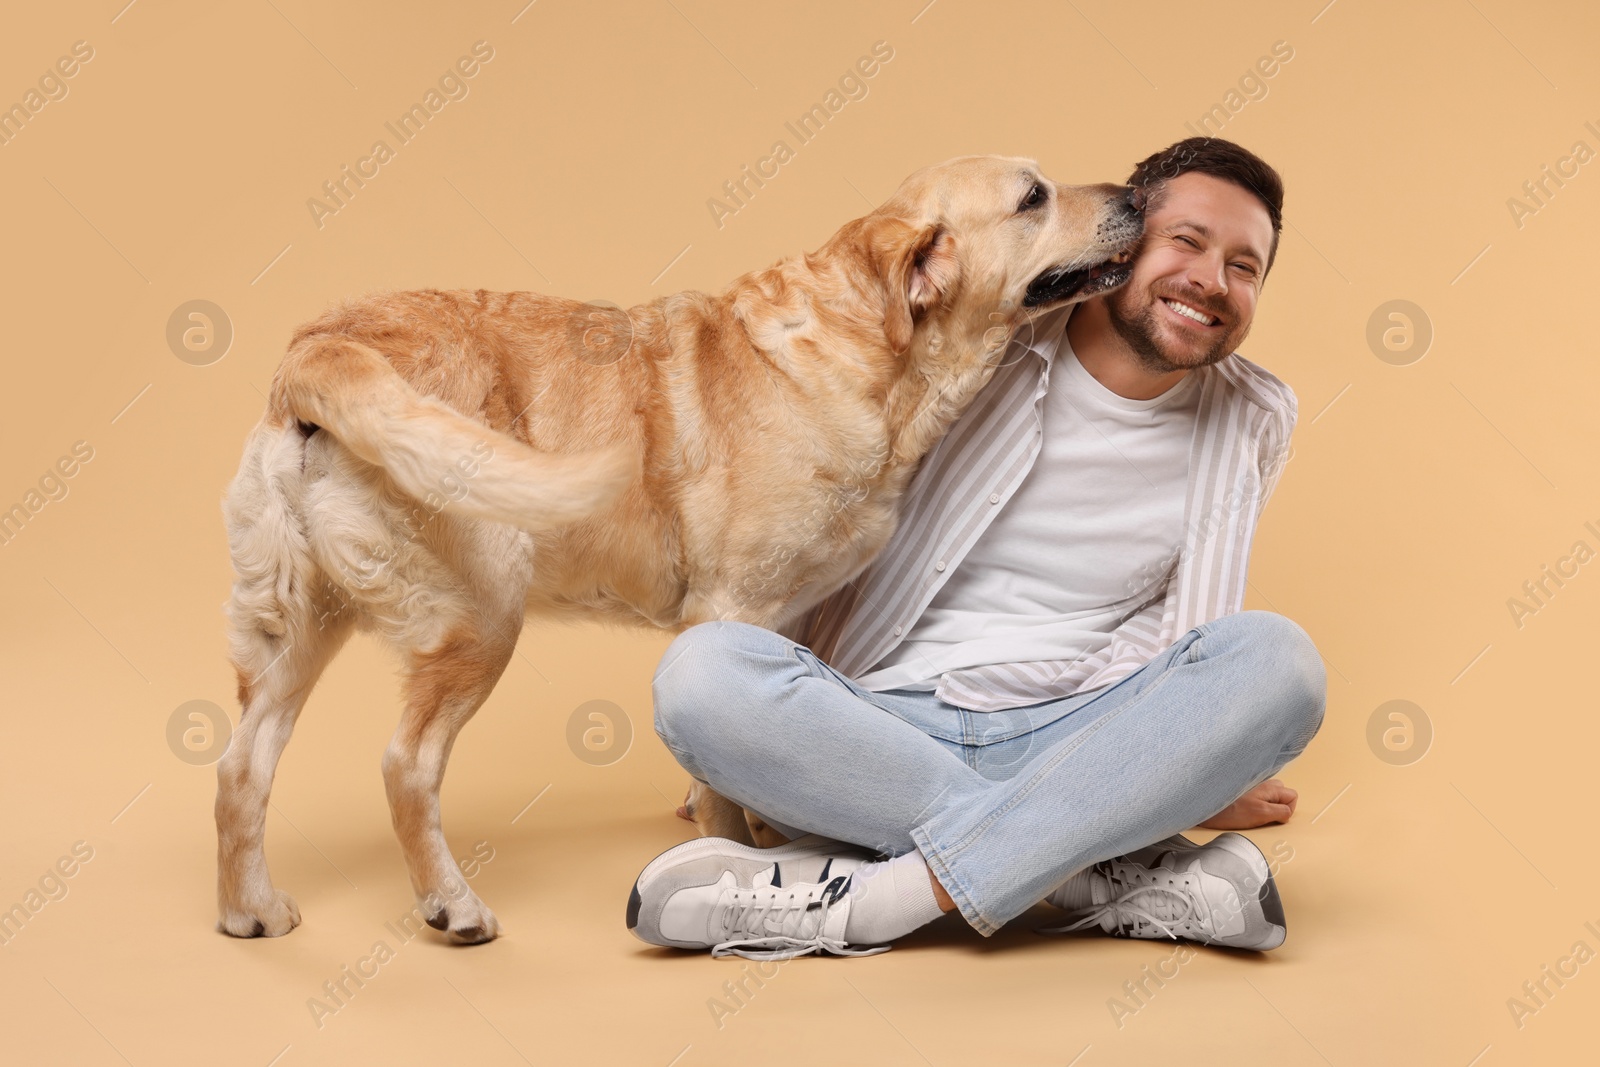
[1099,171,1275,374]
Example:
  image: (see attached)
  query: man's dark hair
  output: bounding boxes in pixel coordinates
[1126,137,1285,276]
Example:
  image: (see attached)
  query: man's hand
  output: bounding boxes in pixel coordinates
[1198,778,1297,829]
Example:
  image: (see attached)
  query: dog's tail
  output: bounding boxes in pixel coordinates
[272,334,639,532]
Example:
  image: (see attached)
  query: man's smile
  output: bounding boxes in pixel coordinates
[1158,295,1224,329]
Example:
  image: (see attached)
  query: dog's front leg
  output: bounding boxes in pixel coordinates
[683,780,757,846]
[672,598,810,849]
[682,783,790,847]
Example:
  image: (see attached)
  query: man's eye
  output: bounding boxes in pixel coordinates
[1018,183,1047,212]
[1175,234,1198,248]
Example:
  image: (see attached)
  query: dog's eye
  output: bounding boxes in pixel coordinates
[1018,182,1047,213]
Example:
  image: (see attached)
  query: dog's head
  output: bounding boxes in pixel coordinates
[852,154,1145,355]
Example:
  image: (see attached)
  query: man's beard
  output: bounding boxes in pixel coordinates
[1104,285,1238,375]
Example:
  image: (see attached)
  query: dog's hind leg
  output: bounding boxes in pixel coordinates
[216,604,353,936]
[296,432,531,946]
[383,608,519,945]
[215,421,355,937]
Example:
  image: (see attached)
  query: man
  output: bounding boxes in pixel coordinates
[629,138,1324,961]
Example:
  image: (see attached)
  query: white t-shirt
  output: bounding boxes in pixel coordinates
[854,323,1201,693]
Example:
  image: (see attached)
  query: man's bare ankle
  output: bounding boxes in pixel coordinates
[927,865,957,912]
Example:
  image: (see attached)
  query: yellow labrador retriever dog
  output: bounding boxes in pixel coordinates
[216,154,1143,943]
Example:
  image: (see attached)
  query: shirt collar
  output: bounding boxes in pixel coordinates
[1018,303,1076,372]
[1014,303,1076,392]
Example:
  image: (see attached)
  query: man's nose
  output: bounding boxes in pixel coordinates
[1188,253,1229,296]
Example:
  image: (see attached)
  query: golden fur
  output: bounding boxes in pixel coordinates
[215,155,1142,942]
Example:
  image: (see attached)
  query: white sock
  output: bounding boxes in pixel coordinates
[841,851,945,944]
[1046,867,1106,912]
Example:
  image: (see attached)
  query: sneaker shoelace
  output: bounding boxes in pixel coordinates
[710,874,890,961]
[1040,860,1200,942]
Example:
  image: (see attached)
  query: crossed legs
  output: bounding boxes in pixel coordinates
[652,610,1325,935]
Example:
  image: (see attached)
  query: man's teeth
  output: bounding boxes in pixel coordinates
[1164,298,1215,326]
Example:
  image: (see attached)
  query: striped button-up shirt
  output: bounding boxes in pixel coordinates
[777,303,1298,712]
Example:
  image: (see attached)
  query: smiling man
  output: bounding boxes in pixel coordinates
[630,138,1325,960]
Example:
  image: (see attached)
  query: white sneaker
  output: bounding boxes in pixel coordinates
[627,834,891,960]
[1041,832,1287,950]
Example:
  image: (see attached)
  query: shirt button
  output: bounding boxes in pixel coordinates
[893,625,903,636]
[989,493,1000,504]
[935,561,946,572]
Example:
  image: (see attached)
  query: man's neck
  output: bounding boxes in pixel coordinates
[1063,298,1190,401]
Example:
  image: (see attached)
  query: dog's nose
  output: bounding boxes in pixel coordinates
[1124,185,1147,213]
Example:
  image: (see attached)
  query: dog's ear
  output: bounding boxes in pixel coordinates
[878,221,961,354]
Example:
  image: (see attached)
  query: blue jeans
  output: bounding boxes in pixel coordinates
[652,609,1326,936]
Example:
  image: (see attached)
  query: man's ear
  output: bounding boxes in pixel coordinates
[882,223,960,354]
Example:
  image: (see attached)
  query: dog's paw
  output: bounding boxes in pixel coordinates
[217,888,301,938]
[424,893,502,945]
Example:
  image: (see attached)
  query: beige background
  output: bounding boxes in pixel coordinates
[1,0,1595,1063]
